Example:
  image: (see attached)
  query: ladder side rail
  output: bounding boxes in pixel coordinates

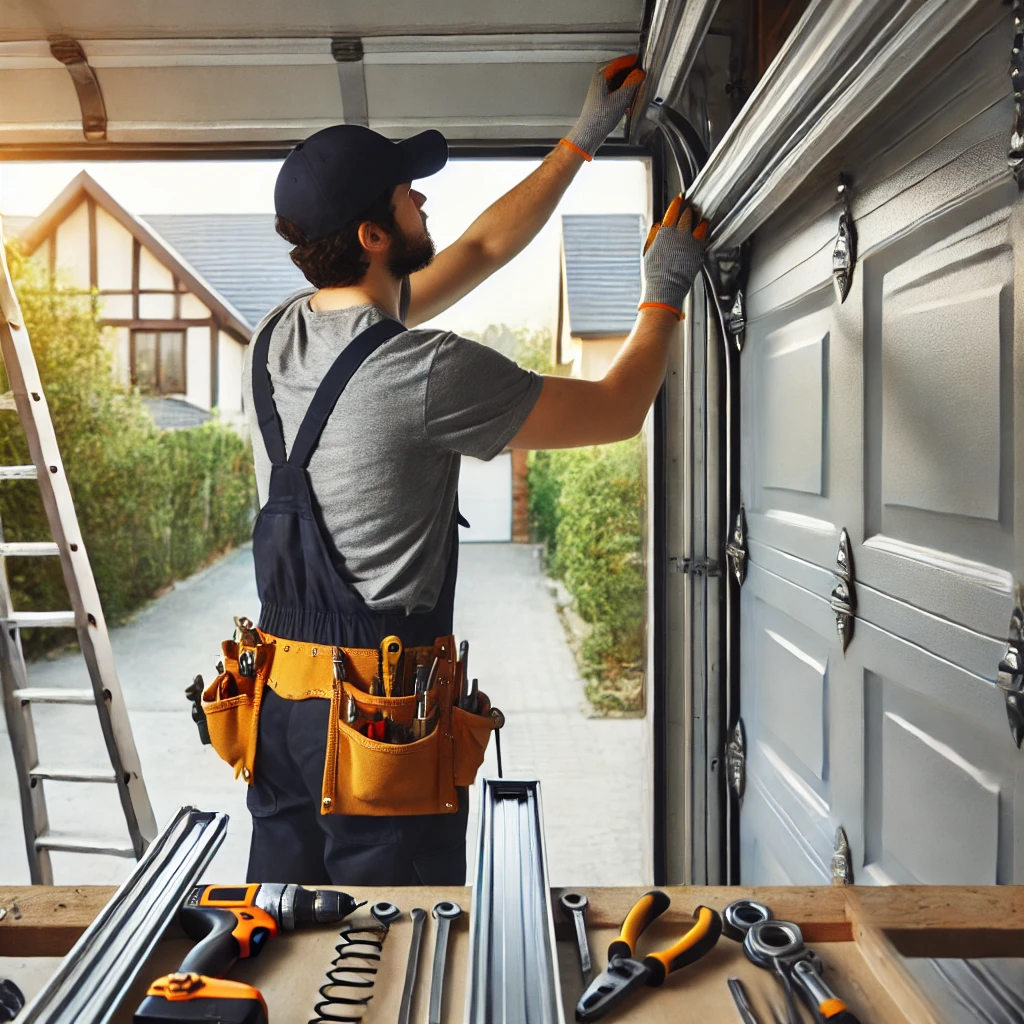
[0,516,51,883]
[0,257,157,855]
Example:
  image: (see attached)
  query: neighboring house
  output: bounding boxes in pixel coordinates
[7,171,306,429]
[555,213,644,381]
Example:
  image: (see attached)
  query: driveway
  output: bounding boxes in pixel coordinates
[0,543,649,887]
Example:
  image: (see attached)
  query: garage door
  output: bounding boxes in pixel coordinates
[458,453,512,543]
[738,10,1022,889]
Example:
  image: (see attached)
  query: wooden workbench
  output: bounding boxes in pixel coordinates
[2,884,1016,1022]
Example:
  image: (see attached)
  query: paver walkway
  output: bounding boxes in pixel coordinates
[0,543,649,887]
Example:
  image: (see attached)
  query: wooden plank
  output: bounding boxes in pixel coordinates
[845,885,1024,958]
[553,885,852,941]
[847,912,940,1024]
[0,885,116,957]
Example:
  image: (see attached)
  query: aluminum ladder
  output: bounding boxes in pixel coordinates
[0,226,157,884]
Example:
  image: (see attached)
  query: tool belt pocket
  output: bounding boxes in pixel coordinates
[202,639,266,782]
[324,679,456,816]
[452,694,499,788]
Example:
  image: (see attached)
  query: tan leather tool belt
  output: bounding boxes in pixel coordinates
[200,627,500,817]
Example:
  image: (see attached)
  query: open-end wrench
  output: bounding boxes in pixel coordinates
[398,907,427,1024]
[558,891,593,989]
[428,900,463,1024]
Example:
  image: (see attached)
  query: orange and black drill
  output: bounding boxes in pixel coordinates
[134,882,359,1023]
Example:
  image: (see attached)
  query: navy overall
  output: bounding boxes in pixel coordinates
[246,308,469,885]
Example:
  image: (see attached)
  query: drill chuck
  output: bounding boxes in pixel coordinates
[253,883,358,931]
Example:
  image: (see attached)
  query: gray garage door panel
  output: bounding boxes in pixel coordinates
[738,13,1022,890]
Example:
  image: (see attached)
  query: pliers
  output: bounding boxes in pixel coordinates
[574,890,722,1022]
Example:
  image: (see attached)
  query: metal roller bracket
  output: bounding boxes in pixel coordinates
[725,506,747,587]
[830,529,856,653]
[1010,1,1024,187]
[997,585,1024,747]
[832,177,856,303]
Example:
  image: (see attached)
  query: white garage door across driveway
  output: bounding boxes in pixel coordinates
[458,453,512,543]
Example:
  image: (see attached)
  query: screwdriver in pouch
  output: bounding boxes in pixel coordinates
[381,635,403,697]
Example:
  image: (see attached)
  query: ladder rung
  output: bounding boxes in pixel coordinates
[30,765,117,784]
[0,391,15,412]
[35,830,135,857]
[13,686,96,705]
[4,611,76,629]
[0,542,60,557]
[0,465,37,480]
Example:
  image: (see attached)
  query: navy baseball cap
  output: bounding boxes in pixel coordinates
[275,124,449,240]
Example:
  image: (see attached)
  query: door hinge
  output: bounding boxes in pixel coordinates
[997,583,1024,748]
[832,176,856,303]
[831,826,853,885]
[829,528,856,653]
[725,505,747,587]
[725,718,746,800]
[670,557,720,577]
[1009,1,1024,188]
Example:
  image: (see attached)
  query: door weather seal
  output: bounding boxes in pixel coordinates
[1010,1,1024,187]
[49,38,107,142]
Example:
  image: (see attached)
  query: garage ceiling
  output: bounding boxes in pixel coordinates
[0,1,644,150]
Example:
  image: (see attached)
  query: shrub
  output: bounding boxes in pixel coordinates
[0,241,255,656]
[528,438,646,713]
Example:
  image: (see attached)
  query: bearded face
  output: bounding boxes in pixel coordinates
[387,214,436,278]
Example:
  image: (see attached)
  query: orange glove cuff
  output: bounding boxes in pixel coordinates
[639,301,684,320]
[559,138,593,162]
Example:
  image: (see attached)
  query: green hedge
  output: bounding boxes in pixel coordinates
[528,438,646,713]
[0,242,256,656]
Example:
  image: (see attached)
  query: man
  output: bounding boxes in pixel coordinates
[241,56,706,885]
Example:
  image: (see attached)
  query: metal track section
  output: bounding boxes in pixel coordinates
[630,0,723,143]
[465,779,564,1024]
[18,806,228,1024]
[687,0,996,250]
[0,222,156,882]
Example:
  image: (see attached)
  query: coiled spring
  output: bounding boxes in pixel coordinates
[309,902,399,1024]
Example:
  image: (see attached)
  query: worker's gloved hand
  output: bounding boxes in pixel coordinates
[562,55,645,160]
[639,195,709,317]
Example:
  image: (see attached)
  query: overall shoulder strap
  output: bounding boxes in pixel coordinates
[250,308,289,465]
[288,316,405,469]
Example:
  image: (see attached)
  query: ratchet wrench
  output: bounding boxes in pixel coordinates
[429,900,463,1024]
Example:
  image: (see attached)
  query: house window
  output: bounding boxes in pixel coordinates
[131,330,186,395]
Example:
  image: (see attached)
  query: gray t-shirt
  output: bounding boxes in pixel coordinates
[243,289,542,614]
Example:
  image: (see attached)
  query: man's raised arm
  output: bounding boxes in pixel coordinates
[404,56,645,328]
[510,198,708,451]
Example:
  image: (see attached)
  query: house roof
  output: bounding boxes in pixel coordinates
[561,213,644,337]
[140,215,309,331]
[142,396,212,430]
[15,171,253,342]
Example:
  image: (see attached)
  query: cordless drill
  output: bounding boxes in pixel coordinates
[134,882,359,1023]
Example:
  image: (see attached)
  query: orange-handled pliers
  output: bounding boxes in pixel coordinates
[575,890,722,1022]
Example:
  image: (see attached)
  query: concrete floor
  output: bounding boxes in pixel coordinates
[0,543,650,888]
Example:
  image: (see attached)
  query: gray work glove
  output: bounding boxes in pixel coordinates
[640,196,708,316]
[563,55,645,159]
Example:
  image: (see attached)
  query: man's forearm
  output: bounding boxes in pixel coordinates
[461,143,584,272]
[510,306,680,450]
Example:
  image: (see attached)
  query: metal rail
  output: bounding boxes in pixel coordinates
[18,806,228,1024]
[688,0,996,250]
[631,0,723,145]
[465,779,564,1024]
